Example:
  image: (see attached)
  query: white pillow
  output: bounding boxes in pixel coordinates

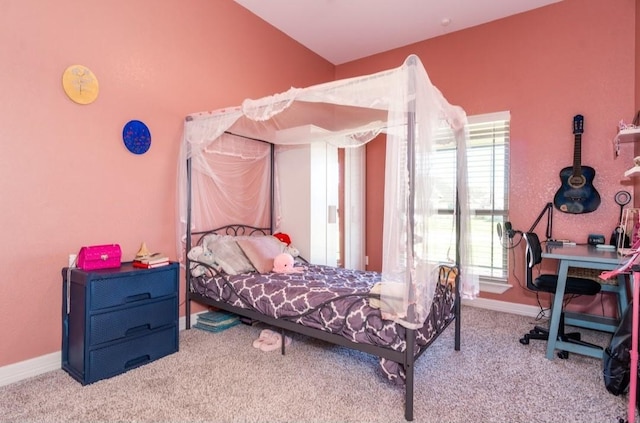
[206,235,255,275]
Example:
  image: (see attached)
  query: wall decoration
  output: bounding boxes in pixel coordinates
[62,65,99,104]
[122,120,151,155]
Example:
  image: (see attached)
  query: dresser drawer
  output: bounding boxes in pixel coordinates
[89,266,177,310]
[89,297,177,345]
[62,263,179,385]
[86,326,178,384]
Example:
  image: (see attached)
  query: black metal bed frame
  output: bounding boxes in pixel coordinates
[182,68,463,418]
[183,224,461,421]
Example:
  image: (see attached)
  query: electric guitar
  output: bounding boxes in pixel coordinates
[553,114,601,214]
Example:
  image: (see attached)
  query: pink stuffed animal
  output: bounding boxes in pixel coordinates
[272,253,303,273]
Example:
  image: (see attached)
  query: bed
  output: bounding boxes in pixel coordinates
[178,55,477,421]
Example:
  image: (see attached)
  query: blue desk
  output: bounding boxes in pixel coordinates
[542,244,630,360]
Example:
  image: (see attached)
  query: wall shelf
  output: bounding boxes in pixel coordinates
[616,127,640,144]
[623,164,640,177]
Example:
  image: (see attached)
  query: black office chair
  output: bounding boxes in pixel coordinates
[519,232,602,358]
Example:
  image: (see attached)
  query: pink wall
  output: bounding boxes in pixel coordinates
[637,0,640,116]
[0,0,333,367]
[339,0,637,311]
[1,0,637,369]
[635,0,640,203]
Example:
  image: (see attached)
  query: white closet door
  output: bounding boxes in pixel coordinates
[276,143,338,266]
[324,144,338,267]
[343,146,366,270]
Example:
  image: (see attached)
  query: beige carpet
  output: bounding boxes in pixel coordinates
[0,306,633,422]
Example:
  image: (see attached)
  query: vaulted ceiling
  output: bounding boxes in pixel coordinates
[234,0,562,65]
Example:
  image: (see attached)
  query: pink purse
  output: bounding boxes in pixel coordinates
[77,244,122,270]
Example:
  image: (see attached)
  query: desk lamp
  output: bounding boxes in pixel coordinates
[497,202,554,242]
[529,202,555,244]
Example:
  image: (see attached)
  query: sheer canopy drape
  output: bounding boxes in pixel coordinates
[178,54,476,329]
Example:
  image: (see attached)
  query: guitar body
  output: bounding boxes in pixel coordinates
[554,165,601,214]
[553,114,601,214]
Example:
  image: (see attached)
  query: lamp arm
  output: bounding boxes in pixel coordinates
[528,202,554,241]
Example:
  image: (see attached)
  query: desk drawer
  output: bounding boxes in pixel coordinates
[86,326,178,384]
[89,267,176,310]
[89,297,177,345]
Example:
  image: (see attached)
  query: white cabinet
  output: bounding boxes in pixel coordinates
[276,143,338,266]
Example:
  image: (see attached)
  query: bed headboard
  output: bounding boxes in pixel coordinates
[192,224,272,246]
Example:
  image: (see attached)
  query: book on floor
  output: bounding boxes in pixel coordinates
[197,310,239,326]
[194,311,240,333]
[193,320,239,333]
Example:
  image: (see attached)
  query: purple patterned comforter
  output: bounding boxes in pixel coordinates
[191,264,456,384]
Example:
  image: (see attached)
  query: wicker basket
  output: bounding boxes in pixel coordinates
[567,267,617,285]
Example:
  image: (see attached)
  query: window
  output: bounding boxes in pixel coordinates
[431,111,510,286]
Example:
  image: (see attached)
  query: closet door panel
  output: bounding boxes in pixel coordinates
[276,143,338,266]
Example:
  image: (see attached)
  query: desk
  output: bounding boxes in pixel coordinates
[542,244,630,360]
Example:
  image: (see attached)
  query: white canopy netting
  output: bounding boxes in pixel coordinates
[178,54,477,329]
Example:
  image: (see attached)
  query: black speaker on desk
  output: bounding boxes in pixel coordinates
[587,234,605,246]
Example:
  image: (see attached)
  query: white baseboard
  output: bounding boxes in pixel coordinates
[462,297,542,318]
[0,312,204,388]
[0,301,535,387]
[0,351,61,387]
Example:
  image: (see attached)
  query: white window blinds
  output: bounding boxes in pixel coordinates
[431,111,510,280]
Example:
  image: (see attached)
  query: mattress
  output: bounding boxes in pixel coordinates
[191,263,456,383]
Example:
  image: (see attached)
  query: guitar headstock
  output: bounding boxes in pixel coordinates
[573,114,584,135]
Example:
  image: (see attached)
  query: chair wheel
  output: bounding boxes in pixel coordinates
[558,351,569,359]
[519,336,530,345]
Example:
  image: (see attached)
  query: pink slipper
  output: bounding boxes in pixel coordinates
[259,333,292,352]
[252,329,277,349]
[258,331,281,351]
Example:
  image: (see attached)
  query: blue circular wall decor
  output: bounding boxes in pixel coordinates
[122,120,151,154]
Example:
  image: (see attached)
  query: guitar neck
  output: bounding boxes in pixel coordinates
[572,133,582,175]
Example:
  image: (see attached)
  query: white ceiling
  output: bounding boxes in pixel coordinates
[234,0,561,65]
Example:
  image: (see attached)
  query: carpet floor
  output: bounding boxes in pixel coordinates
[0,305,633,422]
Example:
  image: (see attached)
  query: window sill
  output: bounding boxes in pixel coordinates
[479,278,512,294]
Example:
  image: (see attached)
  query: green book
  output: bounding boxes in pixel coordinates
[193,320,239,333]
[197,311,239,325]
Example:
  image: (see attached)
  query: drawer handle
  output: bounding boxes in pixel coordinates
[124,293,151,303]
[125,324,151,336]
[124,355,150,370]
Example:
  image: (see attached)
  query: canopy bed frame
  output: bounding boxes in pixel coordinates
[178,55,475,421]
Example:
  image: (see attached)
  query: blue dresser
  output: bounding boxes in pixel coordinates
[61,262,179,385]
